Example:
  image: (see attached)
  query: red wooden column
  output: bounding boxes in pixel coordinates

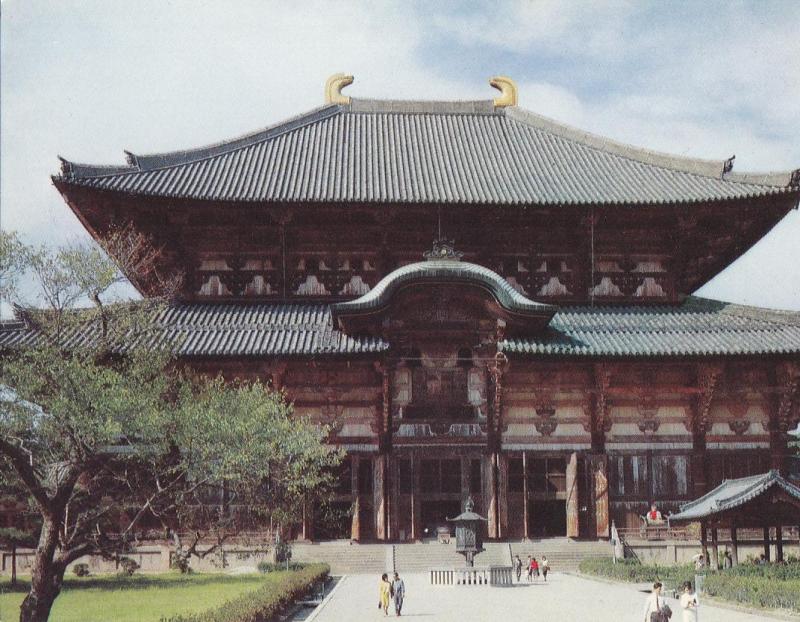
[410,451,420,541]
[374,454,387,540]
[522,452,530,540]
[566,452,579,538]
[301,498,314,541]
[593,454,610,538]
[487,452,499,538]
[498,453,509,538]
[350,455,361,541]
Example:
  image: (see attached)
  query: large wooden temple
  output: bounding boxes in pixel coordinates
[19,75,800,541]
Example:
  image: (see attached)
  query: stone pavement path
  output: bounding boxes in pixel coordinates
[306,572,777,622]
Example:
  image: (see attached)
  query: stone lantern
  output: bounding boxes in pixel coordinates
[448,497,487,567]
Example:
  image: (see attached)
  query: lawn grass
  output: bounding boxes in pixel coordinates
[0,571,274,622]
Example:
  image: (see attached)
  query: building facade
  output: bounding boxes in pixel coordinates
[26,76,800,540]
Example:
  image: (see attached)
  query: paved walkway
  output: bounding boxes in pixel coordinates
[307,572,779,621]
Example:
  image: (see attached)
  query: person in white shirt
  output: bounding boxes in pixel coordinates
[642,582,664,622]
[679,581,699,622]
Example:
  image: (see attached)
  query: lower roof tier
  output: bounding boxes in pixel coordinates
[3,296,800,359]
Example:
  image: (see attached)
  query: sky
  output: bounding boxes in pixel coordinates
[1,0,799,309]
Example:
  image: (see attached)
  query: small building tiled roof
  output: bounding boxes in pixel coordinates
[669,471,800,523]
[55,98,800,206]
[2,297,800,359]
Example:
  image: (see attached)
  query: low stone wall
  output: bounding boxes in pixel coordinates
[1,544,272,575]
[429,565,513,586]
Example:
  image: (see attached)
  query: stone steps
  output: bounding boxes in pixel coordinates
[394,542,509,572]
[510,540,610,571]
[291,542,390,575]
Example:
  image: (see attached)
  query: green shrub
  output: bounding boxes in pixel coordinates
[72,563,90,577]
[161,563,329,622]
[580,558,800,613]
[256,561,306,574]
[119,557,141,576]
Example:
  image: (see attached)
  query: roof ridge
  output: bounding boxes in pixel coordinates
[505,107,794,188]
[349,98,497,115]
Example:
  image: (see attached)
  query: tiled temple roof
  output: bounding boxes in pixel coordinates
[55,99,800,206]
[2,297,800,359]
[669,471,800,522]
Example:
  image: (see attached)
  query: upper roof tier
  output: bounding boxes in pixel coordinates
[55,77,800,206]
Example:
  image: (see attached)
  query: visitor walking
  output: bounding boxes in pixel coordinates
[642,581,667,622]
[679,581,698,622]
[392,572,405,616]
[526,555,533,582]
[378,573,391,616]
[514,555,523,582]
[530,557,540,580]
[541,555,549,581]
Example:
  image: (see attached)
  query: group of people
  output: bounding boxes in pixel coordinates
[513,554,550,582]
[643,581,699,622]
[378,572,405,616]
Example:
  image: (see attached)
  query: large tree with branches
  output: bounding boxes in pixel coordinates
[0,229,341,622]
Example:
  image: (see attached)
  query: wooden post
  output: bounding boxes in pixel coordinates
[522,451,530,541]
[411,451,419,541]
[763,526,771,562]
[700,521,708,567]
[566,452,579,538]
[487,452,499,538]
[730,523,739,566]
[351,455,360,541]
[389,455,399,541]
[776,525,784,562]
[594,454,610,538]
[374,454,386,540]
[498,453,508,538]
[709,527,719,569]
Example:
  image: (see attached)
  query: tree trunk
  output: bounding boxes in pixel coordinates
[19,518,65,622]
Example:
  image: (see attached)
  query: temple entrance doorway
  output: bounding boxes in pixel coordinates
[421,500,461,537]
[528,456,568,537]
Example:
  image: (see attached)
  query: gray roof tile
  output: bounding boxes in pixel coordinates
[3,297,800,359]
[56,100,800,206]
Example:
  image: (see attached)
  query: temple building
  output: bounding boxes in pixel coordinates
[9,75,800,541]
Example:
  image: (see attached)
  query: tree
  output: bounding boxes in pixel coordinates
[0,230,341,621]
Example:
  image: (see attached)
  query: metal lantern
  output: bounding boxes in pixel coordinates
[448,497,487,567]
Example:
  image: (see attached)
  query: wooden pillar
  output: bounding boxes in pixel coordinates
[389,455,399,541]
[763,526,771,562]
[498,453,508,538]
[487,452,499,539]
[566,452,579,538]
[593,454,610,538]
[710,527,719,570]
[522,451,530,541]
[776,525,784,562]
[350,455,360,541]
[410,451,419,541]
[374,454,386,540]
[700,521,708,566]
[730,523,739,566]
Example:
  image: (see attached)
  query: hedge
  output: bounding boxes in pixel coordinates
[161,563,329,622]
[579,558,800,613]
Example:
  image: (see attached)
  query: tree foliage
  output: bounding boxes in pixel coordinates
[0,228,341,621]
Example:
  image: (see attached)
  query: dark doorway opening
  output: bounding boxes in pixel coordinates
[421,500,461,537]
[529,500,566,537]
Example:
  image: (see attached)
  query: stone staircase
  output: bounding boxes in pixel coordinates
[289,539,609,575]
[291,542,391,575]
[510,539,611,572]
[393,541,510,573]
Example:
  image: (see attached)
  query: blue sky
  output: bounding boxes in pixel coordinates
[2,0,799,309]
